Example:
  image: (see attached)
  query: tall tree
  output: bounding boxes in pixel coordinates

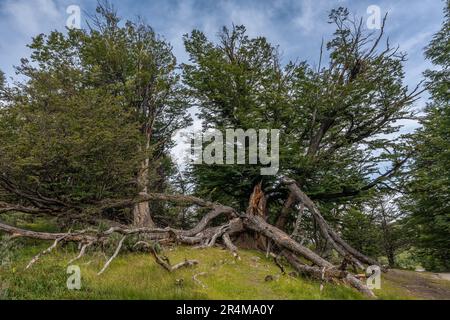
[0,2,191,226]
[0,38,141,220]
[79,3,191,226]
[182,25,286,211]
[182,8,421,237]
[404,1,450,271]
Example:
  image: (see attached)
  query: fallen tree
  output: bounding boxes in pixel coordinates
[0,177,381,298]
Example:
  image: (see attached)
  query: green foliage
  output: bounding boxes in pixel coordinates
[182,25,285,209]
[403,1,450,271]
[394,248,423,270]
[0,3,191,220]
[341,208,381,258]
[339,197,410,267]
[0,83,141,203]
[182,9,417,230]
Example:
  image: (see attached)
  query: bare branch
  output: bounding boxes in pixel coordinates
[26,237,65,269]
[68,241,94,265]
[97,236,126,275]
[193,272,208,288]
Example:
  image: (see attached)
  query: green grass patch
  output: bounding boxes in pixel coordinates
[1,241,444,300]
[0,243,366,300]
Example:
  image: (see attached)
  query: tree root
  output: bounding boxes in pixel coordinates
[0,177,380,297]
[151,247,198,272]
[193,272,208,288]
[222,233,240,260]
[135,241,199,272]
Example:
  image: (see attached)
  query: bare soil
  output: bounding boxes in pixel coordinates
[385,269,450,300]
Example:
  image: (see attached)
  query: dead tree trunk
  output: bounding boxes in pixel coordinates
[133,134,154,228]
[0,177,377,297]
[283,252,374,297]
[282,177,382,269]
[235,182,268,250]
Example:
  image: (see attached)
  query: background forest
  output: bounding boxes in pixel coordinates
[0,0,448,300]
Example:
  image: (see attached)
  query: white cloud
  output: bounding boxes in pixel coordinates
[0,0,72,80]
[293,0,315,33]
[0,0,443,138]
[399,31,432,53]
[222,1,273,37]
[0,0,61,35]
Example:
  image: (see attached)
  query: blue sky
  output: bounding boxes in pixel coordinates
[0,0,446,133]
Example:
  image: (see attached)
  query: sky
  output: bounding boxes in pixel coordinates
[0,0,446,140]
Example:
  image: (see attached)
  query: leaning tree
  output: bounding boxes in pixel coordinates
[0,6,424,298]
[182,9,421,252]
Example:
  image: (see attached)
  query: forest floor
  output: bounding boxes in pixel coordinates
[1,242,450,300]
[1,216,449,300]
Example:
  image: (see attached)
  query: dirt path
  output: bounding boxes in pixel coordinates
[384,269,450,299]
[433,273,450,281]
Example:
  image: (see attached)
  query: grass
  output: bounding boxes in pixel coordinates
[1,216,446,300]
[0,241,435,300]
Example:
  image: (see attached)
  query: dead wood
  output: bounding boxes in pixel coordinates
[193,272,208,288]
[0,178,377,297]
[282,177,382,270]
[97,236,127,275]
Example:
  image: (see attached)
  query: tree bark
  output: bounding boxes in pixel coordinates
[0,179,376,297]
[282,177,382,269]
[283,252,375,297]
[133,134,154,228]
[243,214,332,267]
[235,182,267,250]
[274,192,295,230]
